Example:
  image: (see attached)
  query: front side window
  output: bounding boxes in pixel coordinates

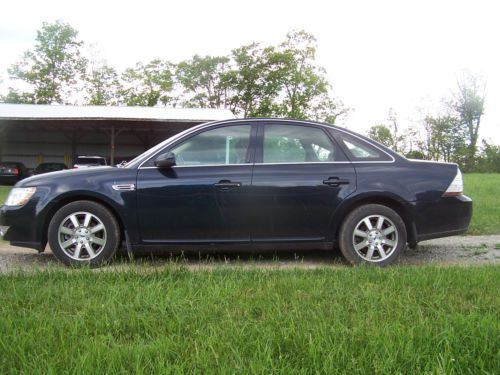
[170,125,251,166]
[263,125,336,163]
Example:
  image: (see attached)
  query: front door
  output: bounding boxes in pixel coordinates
[250,123,356,242]
[136,124,255,243]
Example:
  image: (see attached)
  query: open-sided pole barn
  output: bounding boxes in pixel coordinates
[0,104,234,168]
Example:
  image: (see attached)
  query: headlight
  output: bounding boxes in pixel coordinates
[4,187,37,206]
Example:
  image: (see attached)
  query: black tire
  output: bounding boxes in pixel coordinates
[338,204,407,266]
[48,200,120,267]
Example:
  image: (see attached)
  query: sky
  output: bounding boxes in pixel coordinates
[0,0,499,143]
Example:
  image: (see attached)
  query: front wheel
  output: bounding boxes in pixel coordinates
[48,201,120,267]
[339,204,407,266]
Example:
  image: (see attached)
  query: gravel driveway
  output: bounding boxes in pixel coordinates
[0,235,499,272]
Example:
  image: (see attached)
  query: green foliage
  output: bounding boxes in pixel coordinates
[450,73,486,171]
[475,141,500,173]
[405,150,425,159]
[0,266,498,373]
[176,55,232,109]
[119,60,174,106]
[7,20,86,104]
[265,31,328,119]
[229,43,277,117]
[173,31,347,123]
[423,115,467,164]
[367,124,393,147]
[84,63,121,105]
[2,24,346,124]
[1,89,35,104]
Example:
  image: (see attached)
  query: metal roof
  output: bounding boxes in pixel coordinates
[0,104,235,122]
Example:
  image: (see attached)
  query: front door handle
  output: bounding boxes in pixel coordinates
[214,180,242,190]
[323,177,349,187]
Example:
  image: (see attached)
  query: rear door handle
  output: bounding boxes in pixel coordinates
[323,177,350,187]
[214,180,242,189]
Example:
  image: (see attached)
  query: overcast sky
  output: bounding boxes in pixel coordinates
[1,0,498,142]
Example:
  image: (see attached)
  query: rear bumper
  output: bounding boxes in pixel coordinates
[414,195,472,243]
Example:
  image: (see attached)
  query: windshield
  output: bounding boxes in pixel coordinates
[125,121,213,168]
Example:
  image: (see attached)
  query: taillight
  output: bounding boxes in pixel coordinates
[443,168,463,197]
[8,168,19,175]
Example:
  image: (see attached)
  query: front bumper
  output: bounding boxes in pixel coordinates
[414,194,473,242]
[0,203,44,251]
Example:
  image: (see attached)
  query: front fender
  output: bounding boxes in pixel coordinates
[34,174,139,248]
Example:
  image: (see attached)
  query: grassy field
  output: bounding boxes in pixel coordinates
[0,185,8,205]
[463,173,500,234]
[1,173,498,235]
[0,266,498,373]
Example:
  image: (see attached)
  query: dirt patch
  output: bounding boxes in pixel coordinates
[0,235,499,272]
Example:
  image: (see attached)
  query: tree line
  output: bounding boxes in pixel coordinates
[1,20,347,123]
[367,74,498,173]
[1,21,497,172]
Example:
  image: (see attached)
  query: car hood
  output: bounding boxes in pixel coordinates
[16,166,125,187]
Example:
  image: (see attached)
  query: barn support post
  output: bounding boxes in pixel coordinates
[102,125,125,166]
[0,127,4,162]
[71,134,77,167]
[63,131,81,167]
[110,124,115,165]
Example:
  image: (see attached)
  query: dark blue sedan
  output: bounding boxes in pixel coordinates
[0,119,472,266]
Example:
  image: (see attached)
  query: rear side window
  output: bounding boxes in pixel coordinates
[336,132,393,162]
[263,125,338,163]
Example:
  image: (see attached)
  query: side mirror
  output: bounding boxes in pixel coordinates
[154,152,176,168]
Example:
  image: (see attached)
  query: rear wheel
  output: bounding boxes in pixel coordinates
[339,204,406,266]
[48,201,120,267]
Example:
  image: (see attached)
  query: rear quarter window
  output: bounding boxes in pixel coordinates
[335,132,393,162]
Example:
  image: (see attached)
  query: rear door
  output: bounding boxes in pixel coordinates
[250,122,356,242]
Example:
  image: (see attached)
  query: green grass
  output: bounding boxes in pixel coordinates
[0,185,9,205]
[0,266,498,373]
[463,174,500,235]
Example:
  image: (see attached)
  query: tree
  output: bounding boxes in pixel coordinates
[367,124,393,147]
[265,31,330,119]
[387,108,405,152]
[119,60,174,106]
[84,63,121,105]
[176,55,232,109]
[1,89,35,104]
[449,72,486,170]
[423,115,466,163]
[229,43,277,117]
[476,140,500,173]
[7,20,86,104]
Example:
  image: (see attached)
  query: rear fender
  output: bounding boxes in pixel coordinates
[328,192,417,245]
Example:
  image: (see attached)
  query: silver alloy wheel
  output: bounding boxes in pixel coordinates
[352,214,398,262]
[57,211,107,261]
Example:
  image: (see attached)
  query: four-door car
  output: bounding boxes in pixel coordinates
[0,119,472,267]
